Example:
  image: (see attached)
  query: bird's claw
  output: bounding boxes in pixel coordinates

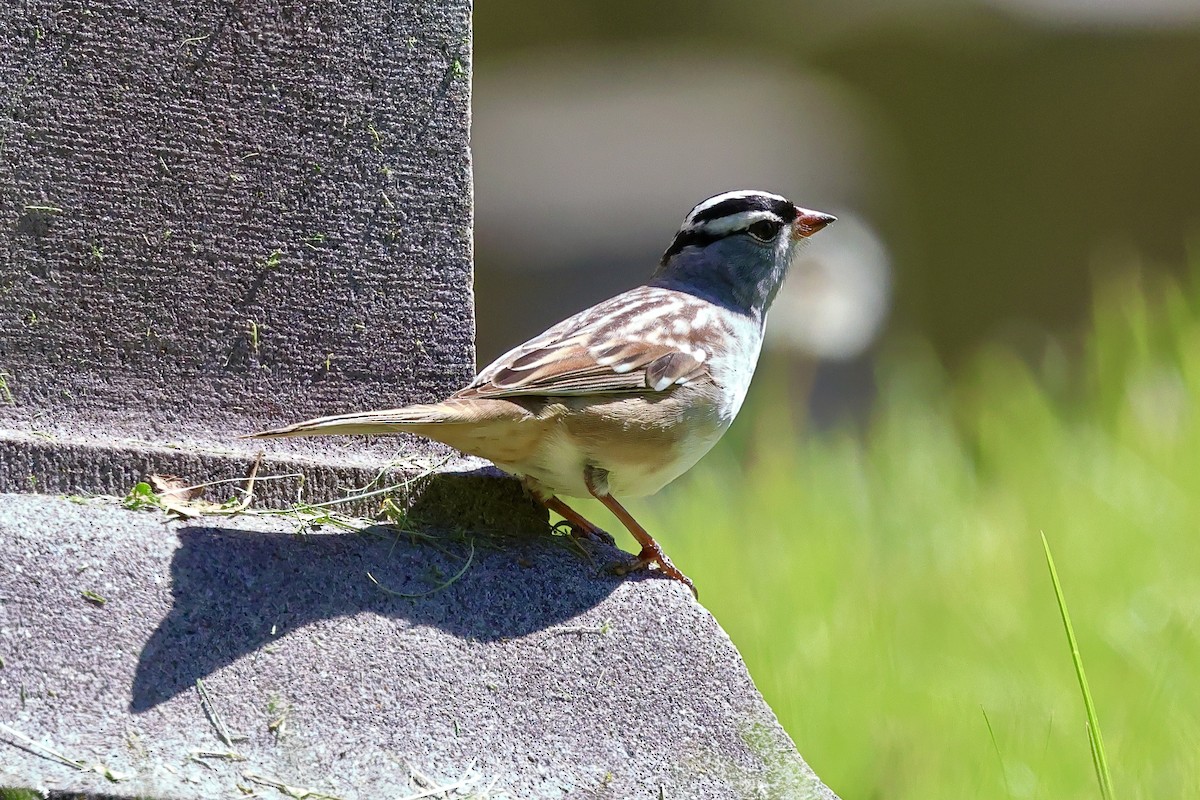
[610,546,698,599]
[554,519,616,547]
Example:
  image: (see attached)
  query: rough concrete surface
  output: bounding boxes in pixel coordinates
[0,0,475,454]
[0,494,838,799]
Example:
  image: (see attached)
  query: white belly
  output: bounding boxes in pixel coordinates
[494,383,733,500]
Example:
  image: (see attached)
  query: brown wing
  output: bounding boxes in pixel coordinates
[455,286,713,400]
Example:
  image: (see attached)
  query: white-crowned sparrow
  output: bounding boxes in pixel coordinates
[247,190,836,595]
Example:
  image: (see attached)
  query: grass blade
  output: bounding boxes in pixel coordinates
[1040,531,1115,800]
[981,705,1012,798]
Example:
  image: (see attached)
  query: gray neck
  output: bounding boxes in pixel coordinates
[650,246,788,325]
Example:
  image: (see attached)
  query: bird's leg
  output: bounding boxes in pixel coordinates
[541,495,616,546]
[592,493,697,598]
[521,477,611,544]
[584,466,697,598]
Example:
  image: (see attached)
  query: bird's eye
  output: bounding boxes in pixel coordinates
[746,220,782,242]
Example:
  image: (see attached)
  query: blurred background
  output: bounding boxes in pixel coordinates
[474,0,1200,423]
[471,2,1200,798]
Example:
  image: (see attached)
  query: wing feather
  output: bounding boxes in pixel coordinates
[455,286,715,400]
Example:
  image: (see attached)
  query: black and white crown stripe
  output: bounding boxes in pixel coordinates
[684,190,796,230]
[686,208,787,237]
[660,190,798,266]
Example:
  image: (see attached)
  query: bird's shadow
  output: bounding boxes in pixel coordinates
[129,480,626,713]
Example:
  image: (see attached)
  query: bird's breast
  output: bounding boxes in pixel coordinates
[703,316,764,427]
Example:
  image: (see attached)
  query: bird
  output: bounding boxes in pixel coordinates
[245,190,836,596]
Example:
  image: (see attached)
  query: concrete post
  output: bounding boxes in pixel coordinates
[1,0,476,502]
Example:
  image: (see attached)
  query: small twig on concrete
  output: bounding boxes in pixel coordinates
[227,450,264,513]
[367,538,475,599]
[550,520,595,562]
[170,466,302,498]
[196,678,247,747]
[0,722,134,781]
[338,453,450,495]
[144,453,270,520]
[402,759,480,799]
[188,748,247,772]
[544,618,614,639]
[0,722,86,771]
[0,370,14,405]
[121,452,454,533]
[254,481,405,515]
[190,749,247,762]
[81,589,108,606]
[243,771,344,800]
[254,454,453,515]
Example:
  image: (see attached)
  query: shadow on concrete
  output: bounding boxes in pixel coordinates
[129,514,628,713]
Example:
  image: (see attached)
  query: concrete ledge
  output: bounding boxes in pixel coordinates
[0,494,836,799]
[0,428,549,528]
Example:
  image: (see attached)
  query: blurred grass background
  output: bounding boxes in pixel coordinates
[564,262,1200,798]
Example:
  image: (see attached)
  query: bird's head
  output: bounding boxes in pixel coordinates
[653,190,836,319]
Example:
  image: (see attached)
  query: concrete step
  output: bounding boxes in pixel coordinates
[0,494,836,799]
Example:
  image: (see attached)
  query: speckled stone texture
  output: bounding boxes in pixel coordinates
[0,495,837,799]
[0,0,474,468]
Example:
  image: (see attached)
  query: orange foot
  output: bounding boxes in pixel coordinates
[610,542,697,598]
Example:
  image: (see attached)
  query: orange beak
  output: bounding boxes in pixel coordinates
[792,208,837,239]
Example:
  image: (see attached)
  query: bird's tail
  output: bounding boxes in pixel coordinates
[243,404,451,439]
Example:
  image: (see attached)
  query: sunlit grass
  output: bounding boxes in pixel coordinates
[1042,531,1115,800]
[574,265,1200,798]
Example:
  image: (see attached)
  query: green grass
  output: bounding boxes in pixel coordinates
[1042,531,1114,799]
[569,265,1200,798]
